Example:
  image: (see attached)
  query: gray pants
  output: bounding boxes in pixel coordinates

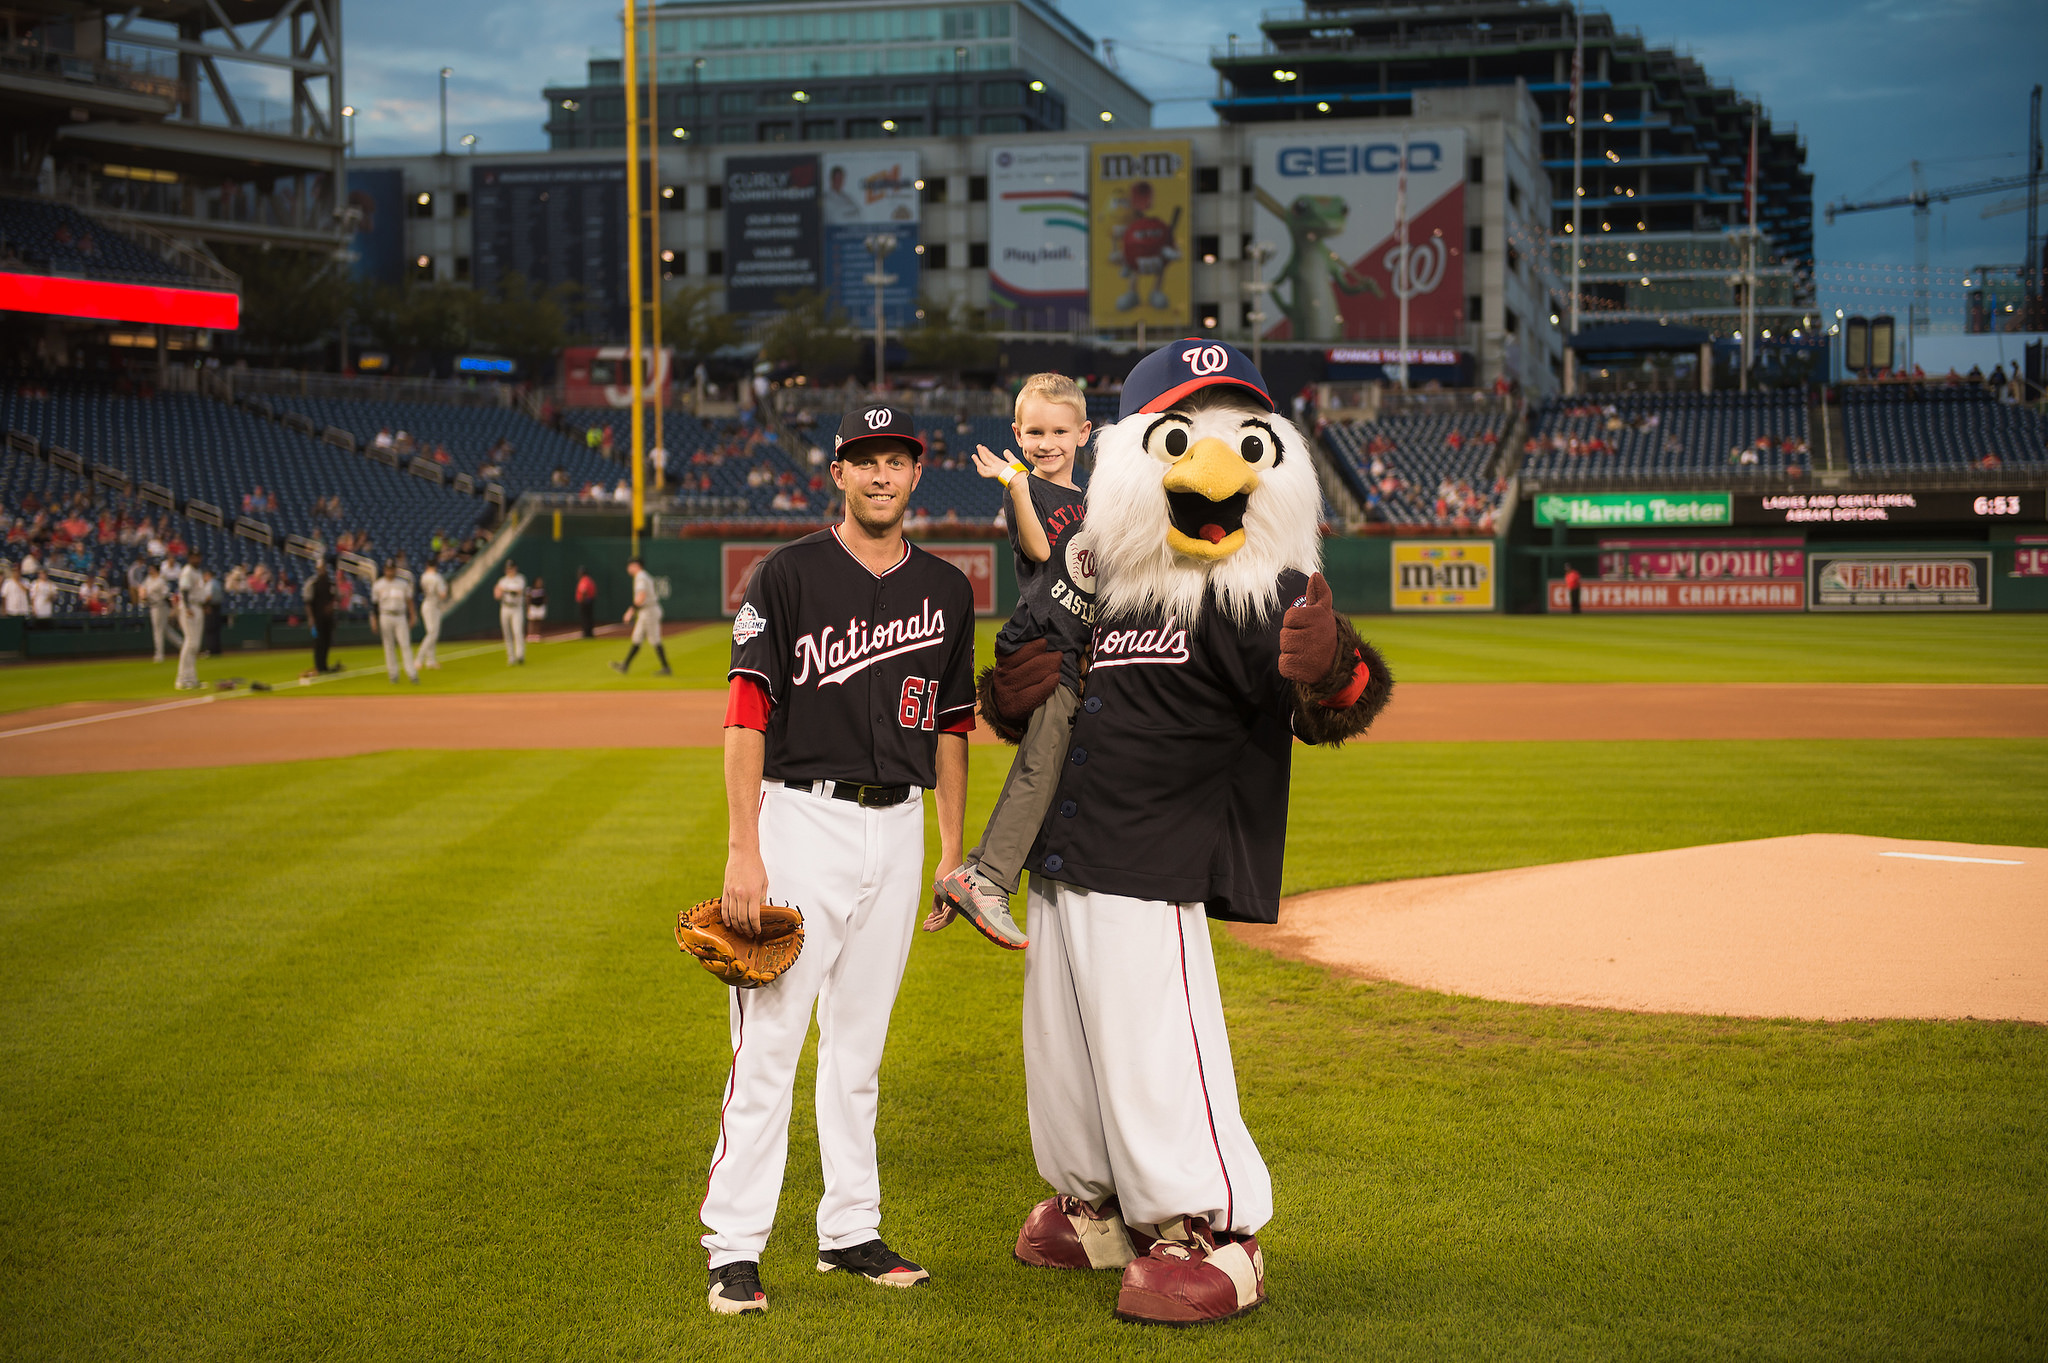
[969,680,1080,895]
[149,602,180,661]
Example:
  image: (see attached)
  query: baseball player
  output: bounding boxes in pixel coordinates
[417,562,449,669]
[703,403,976,1317]
[142,561,178,662]
[173,551,204,690]
[609,556,671,676]
[371,558,420,684]
[494,559,528,665]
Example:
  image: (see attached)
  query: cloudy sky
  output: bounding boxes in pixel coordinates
[343,0,2046,280]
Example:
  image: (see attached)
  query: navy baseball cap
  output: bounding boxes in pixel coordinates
[1118,339,1273,421]
[833,404,925,460]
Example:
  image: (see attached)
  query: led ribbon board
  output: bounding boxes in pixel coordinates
[0,273,240,329]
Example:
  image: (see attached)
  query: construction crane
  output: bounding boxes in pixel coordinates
[1823,87,2044,338]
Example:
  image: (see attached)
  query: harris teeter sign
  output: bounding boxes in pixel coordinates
[1534,492,1731,528]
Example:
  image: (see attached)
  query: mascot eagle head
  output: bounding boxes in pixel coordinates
[1085,339,1323,627]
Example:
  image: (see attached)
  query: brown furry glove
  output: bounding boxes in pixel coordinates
[1279,572,1341,683]
[978,638,1062,740]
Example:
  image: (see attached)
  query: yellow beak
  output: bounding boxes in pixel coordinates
[1161,436,1258,560]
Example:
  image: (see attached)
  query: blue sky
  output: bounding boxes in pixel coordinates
[344,0,2046,280]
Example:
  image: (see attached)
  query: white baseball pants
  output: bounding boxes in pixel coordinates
[149,601,178,661]
[174,603,203,689]
[1021,880,1273,1237]
[499,604,525,662]
[419,602,442,667]
[378,612,416,681]
[630,609,662,646]
[700,782,925,1268]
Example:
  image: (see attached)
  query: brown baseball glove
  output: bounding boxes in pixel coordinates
[675,899,805,989]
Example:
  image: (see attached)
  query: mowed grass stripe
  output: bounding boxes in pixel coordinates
[3,740,2045,1357]
[4,612,2046,715]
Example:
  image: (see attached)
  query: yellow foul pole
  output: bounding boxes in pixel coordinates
[623,0,646,556]
[647,3,665,493]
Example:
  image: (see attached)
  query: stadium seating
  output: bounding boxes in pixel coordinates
[0,195,189,282]
[1322,411,1508,526]
[1520,392,1809,482]
[1840,386,2048,475]
[2,381,491,609]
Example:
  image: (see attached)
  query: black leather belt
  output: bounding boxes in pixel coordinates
[785,779,914,808]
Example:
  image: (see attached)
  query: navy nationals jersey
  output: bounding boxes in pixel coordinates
[1030,569,1309,924]
[730,527,977,789]
[994,474,1095,687]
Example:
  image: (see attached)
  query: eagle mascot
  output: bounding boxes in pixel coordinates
[980,338,1393,1326]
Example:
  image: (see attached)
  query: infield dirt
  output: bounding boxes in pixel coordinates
[2,682,2045,777]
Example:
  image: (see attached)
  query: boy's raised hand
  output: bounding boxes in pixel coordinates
[973,443,1018,481]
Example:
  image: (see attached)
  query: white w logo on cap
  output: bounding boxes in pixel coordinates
[1181,344,1228,376]
[865,408,892,430]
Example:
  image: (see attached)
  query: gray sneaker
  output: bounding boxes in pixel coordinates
[936,864,1029,950]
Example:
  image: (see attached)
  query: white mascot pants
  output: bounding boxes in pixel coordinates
[499,603,525,662]
[1022,880,1272,1237]
[700,781,924,1268]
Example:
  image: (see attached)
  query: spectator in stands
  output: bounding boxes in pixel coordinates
[551,466,570,488]
[601,425,616,459]
[394,430,416,456]
[585,425,603,454]
[28,568,56,619]
[1,563,26,617]
[372,427,395,453]
[431,443,452,467]
[125,556,149,604]
[612,480,632,504]
[247,563,272,594]
[225,564,248,593]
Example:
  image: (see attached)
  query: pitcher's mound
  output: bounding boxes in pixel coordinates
[1234,835,2045,1022]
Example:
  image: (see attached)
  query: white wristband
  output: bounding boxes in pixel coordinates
[998,461,1028,487]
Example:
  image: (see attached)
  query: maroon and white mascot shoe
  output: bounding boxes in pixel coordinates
[1114,1215,1265,1326]
[1014,1195,1156,1271]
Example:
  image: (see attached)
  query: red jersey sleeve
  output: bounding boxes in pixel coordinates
[724,675,774,730]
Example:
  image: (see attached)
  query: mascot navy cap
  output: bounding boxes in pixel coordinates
[1118,338,1273,421]
[833,404,925,460]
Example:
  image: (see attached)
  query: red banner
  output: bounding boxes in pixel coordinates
[1549,579,1806,612]
[0,271,239,329]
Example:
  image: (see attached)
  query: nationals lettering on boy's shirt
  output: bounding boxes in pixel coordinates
[1033,569,1311,925]
[730,528,976,789]
[995,474,1096,687]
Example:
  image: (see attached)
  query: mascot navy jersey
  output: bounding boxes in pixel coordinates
[730,527,976,789]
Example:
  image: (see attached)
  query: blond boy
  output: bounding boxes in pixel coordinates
[930,374,1095,949]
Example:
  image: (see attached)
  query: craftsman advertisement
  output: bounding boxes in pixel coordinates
[1249,129,1467,343]
[820,150,921,329]
[988,143,1088,329]
[1087,140,1192,330]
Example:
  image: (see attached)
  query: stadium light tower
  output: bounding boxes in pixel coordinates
[439,68,453,155]
[865,234,898,388]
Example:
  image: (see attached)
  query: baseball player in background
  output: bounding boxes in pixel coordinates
[417,562,448,669]
[371,558,419,684]
[142,560,178,663]
[173,550,204,690]
[702,404,976,1317]
[609,556,671,676]
[495,559,528,665]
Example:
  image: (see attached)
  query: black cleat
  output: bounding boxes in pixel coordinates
[817,1239,929,1287]
[707,1261,768,1316]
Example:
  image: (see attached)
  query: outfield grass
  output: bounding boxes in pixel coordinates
[3,612,2044,714]
[3,740,2043,1359]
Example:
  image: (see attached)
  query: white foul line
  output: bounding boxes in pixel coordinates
[1879,851,2025,866]
[0,692,222,738]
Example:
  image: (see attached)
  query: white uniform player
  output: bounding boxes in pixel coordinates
[702,405,975,1317]
[417,565,449,668]
[371,561,419,683]
[494,560,527,665]
[608,558,670,676]
[173,555,204,690]
[141,564,178,661]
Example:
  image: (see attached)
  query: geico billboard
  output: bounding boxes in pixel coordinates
[1250,129,1467,344]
